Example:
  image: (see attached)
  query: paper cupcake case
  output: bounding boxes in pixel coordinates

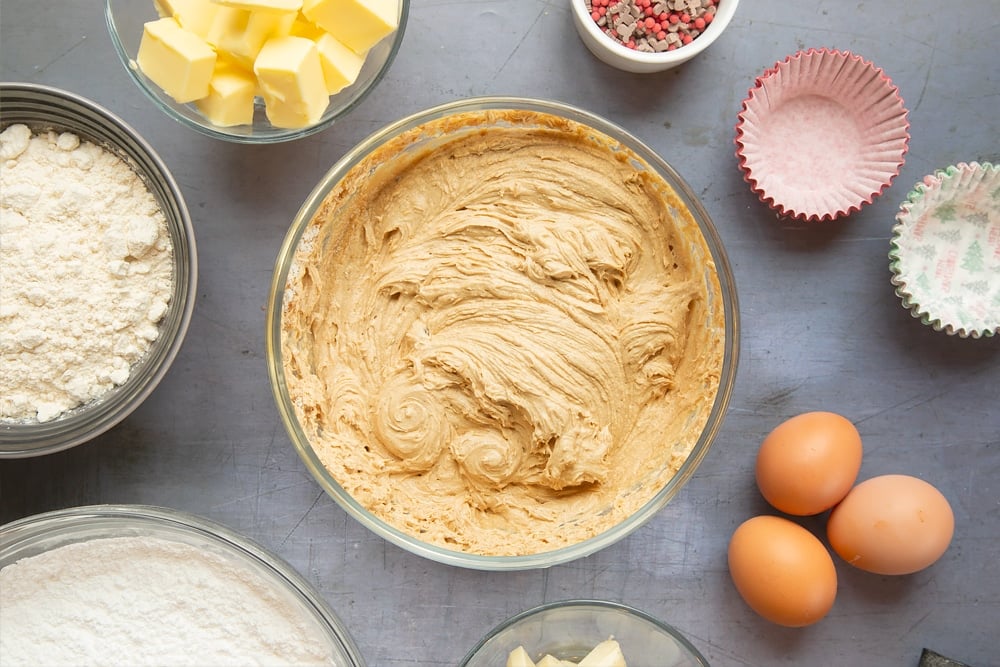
[889,162,1000,338]
[735,48,910,222]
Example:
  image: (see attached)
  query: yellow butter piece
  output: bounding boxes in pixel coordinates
[289,15,323,40]
[289,14,364,93]
[535,657,569,667]
[313,33,364,94]
[253,35,329,128]
[212,8,296,67]
[154,0,223,43]
[137,17,217,104]
[195,62,257,126]
[216,51,265,95]
[301,0,398,54]
[210,0,302,11]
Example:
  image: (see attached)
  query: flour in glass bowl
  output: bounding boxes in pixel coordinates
[0,536,338,666]
[0,123,173,422]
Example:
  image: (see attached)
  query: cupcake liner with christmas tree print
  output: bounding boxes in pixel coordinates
[889,162,1000,338]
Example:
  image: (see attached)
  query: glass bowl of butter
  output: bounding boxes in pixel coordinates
[105,0,409,143]
[266,97,740,570]
[460,600,709,667]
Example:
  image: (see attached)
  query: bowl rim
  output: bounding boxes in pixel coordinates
[570,0,740,65]
[103,0,410,144]
[0,81,198,458]
[265,95,740,571]
[0,503,367,666]
[458,598,711,666]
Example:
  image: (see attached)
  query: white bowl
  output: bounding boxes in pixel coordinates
[571,0,739,73]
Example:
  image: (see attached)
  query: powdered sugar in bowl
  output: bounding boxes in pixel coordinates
[0,505,366,666]
[0,83,196,458]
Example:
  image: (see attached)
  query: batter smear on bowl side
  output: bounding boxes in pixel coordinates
[280,109,725,556]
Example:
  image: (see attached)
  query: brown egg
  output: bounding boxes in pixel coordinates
[728,515,838,627]
[827,474,954,575]
[756,411,863,516]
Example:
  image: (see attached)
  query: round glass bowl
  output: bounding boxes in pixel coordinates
[460,600,709,666]
[105,0,409,143]
[266,97,739,570]
[0,82,197,458]
[0,505,366,666]
[571,0,740,73]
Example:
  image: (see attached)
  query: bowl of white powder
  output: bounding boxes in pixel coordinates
[0,82,197,458]
[0,504,367,666]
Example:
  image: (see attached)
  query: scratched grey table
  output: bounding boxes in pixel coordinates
[2,2,998,665]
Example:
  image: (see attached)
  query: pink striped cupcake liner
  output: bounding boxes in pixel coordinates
[736,48,910,222]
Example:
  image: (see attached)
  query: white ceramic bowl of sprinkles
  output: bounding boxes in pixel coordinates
[571,0,740,73]
[0,82,197,458]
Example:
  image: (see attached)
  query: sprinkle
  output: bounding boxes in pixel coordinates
[585,0,719,51]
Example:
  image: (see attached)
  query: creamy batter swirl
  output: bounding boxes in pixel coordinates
[281,110,725,556]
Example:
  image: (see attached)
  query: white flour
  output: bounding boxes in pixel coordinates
[0,123,173,422]
[0,536,338,666]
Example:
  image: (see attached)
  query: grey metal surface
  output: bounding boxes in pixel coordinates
[2,2,997,665]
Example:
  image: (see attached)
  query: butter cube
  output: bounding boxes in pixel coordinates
[136,18,217,103]
[195,62,257,126]
[290,16,364,93]
[155,0,223,43]
[213,8,296,67]
[253,35,329,128]
[313,33,364,94]
[289,15,323,40]
[301,0,398,54]
[210,0,302,11]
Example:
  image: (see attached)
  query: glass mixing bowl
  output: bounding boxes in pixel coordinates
[0,505,367,666]
[460,599,709,666]
[105,0,409,143]
[266,97,740,570]
[0,82,197,458]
